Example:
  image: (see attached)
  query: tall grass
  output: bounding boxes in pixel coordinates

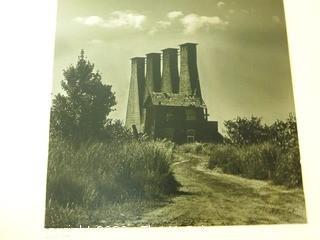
[178,142,216,156]
[45,138,179,227]
[207,143,302,188]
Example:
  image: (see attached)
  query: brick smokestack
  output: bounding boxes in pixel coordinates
[145,53,161,98]
[161,48,179,93]
[125,57,145,132]
[179,43,202,98]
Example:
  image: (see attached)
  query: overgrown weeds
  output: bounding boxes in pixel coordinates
[207,143,302,188]
[45,138,179,227]
[178,114,303,188]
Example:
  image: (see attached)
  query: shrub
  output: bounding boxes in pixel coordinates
[223,114,299,150]
[224,116,269,145]
[238,143,280,180]
[269,113,299,151]
[216,114,302,188]
[99,119,133,143]
[273,146,303,187]
[177,142,218,156]
[208,145,241,174]
[177,142,204,154]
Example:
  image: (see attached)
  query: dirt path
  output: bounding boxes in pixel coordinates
[135,151,307,226]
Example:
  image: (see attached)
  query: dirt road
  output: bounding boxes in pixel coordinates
[135,151,307,226]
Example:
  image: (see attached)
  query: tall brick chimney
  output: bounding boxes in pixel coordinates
[161,48,179,93]
[145,53,161,98]
[125,57,145,132]
[179,43,202,98]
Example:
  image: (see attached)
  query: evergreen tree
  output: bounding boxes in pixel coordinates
[50,50,116,140]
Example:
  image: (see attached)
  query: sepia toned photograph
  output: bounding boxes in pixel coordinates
[45,0,306,228]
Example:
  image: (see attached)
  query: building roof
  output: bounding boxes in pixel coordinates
[145,92,206,108]
[179,42,198,46]
[162,48,179,52]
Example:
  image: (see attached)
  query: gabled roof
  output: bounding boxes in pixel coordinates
[144,92,206,108]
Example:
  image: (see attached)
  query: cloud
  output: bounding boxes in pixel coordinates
[148,10,183,34]
[148,28,158,35]
[74,16,104,26]
[217,1,225,8]
[167,11,183,20]
[74,11,146,30]
[228,9,235,14]
[180,14,228,34]
[148,20,171,35]
[103,11,146,29]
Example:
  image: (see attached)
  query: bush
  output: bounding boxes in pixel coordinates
[217,114,303,187]
[273,146,303,187]
[224,116,269,145]
[223,114,299,150]
[208,145,241,174]
[238,143,279,180]
[99,119,133,143]
[177,142,204,154]
[177,142,218,156]
[269,113,299,151]
[45,137,179,227]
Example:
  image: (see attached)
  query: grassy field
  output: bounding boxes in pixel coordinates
[45,140,306,227]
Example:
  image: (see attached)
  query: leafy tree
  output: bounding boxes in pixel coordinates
[269,113,299,150]
[50,50,116,140]
[101,119,133,143]
[224,116,269,145]
[224,114,299,149]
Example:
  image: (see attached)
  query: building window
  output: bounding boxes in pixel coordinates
[186,129,195,143]
[185,109,197,121]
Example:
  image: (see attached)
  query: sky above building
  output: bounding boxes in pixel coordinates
[52,0,295,133]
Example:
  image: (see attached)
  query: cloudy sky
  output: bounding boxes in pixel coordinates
[52,0,295,132]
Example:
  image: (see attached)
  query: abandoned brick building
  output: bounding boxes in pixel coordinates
[125,43,222,143]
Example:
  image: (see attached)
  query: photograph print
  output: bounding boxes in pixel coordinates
[45,0,306,227]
